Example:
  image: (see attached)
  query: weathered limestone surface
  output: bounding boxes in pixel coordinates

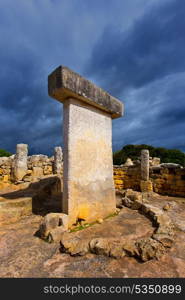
[113,156,185,197]
[140,149,153,192]
[48,66,124,227]
[12,144,28,181]
[27,154,53,179]
[1,195,185,277]
[0,149,57,184]
[141,149,149,181]
[63,98,116,226]
[140,180,153,193]
[0,197,32,225]
[151,157,160,166]
[48,66,123,119]
[124,158,133,166]
[53,147,63,174]
[60,190,178,261]
[0,176,62,225]
[0,156,14,183]
[32,166,43,178]
[39,212,68,242]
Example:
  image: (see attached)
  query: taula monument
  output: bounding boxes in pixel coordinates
[48,66,123,227]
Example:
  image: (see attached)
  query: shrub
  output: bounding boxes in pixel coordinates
[0,149,12,157]
[113,144,185,166]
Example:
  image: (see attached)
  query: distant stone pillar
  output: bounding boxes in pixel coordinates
[13,144,28,181]
[54,146,63,174]
[48,66,123,227]
[141,149,149,181]
[140,149,153,192]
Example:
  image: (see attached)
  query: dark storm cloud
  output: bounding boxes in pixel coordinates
[111,72,185,152]
[0,0,85,155]
[0,0,184,155]
[87,0,185,93]
[0,42,62,154]
[87,0,185,152]
[0,0,151,155]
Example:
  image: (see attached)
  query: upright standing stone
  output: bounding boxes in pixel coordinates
[12,144,28,181]
[140,149,153,192]
[141,149,149,181]
[48,66,123,227]
[53,146,63,174]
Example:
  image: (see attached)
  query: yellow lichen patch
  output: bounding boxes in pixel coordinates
[2,175,9,182]
[0,182,10,189]
[114,179,123,185]
[140,180,153,192]
[77,204,90,220]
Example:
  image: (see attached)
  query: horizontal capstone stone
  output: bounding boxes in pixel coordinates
[48,66,123,119]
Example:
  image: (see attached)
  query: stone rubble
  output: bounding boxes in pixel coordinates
[124,158,133,166]
[0,148,63,185]
[1,147,184,197]
[39,212,68,242]
[59,189,176,262]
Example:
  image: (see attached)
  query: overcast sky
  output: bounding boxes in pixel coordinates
[0,0,184,155]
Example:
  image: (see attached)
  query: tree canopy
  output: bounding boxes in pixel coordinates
[113,144,185,166]
[0,148,12,157]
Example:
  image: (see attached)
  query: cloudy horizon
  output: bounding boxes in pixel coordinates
[0,0,184,156]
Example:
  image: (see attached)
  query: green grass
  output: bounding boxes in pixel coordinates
[70,222,96,232]
[69,211,119,232]
[104,211,119,220]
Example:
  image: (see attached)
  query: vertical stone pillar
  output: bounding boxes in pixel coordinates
[53,146,63,174]
[12,144,28,181]
[141,149,149,181]
[48,66,123,227]
[140,149,153,192]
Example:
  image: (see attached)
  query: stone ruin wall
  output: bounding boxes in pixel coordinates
[114,165,141,191]
[0,154,62,185]
[0,150,185,197]
[114,163,185,197]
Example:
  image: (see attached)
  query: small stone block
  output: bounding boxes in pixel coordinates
[140,180,153,192]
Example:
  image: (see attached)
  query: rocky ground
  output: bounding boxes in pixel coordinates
[0,186,185,277]
[0,189,185,278]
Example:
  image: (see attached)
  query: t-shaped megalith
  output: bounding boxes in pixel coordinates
[48,66,124,227]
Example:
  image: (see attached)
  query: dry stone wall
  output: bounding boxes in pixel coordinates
[114,163,185,197]
[0,150,184,198]
[114,165,141,190]
[0,152,63,184]
[150,164,185,197]
[0,156,14,183]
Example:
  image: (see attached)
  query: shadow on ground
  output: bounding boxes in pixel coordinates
[0,176,63,216]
